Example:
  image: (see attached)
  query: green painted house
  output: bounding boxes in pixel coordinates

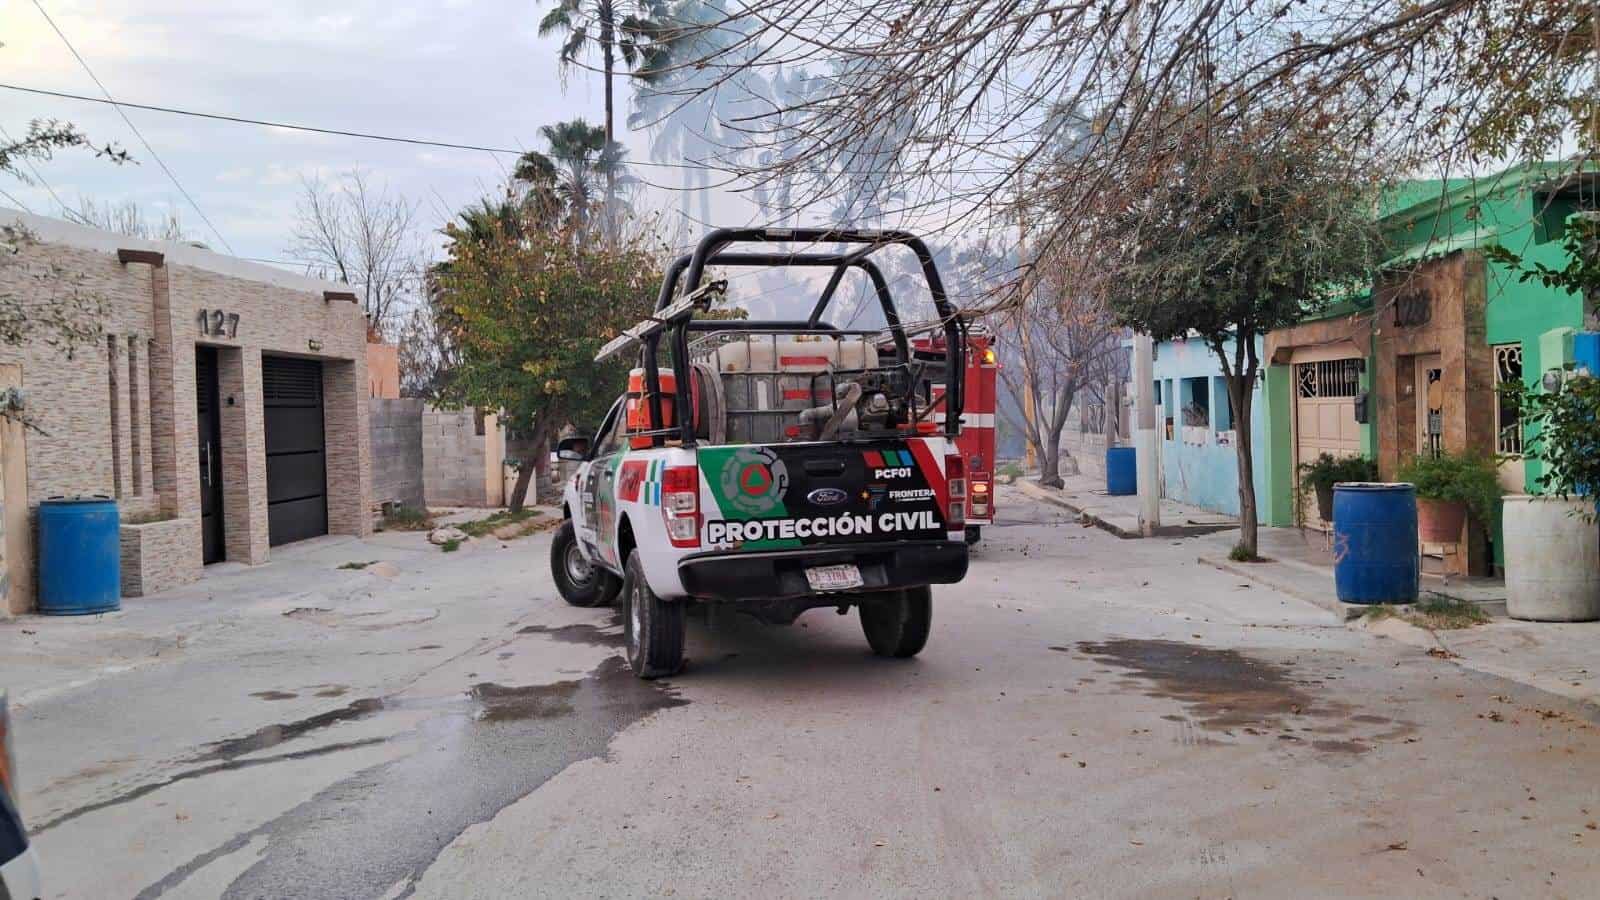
[1261,163,1595,574]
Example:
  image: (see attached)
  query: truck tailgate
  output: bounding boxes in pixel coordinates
[696,439,953,552]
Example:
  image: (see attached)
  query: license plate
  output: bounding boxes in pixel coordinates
[805,563,864,592]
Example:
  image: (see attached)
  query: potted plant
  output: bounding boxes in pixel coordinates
[1396,451,1503,544]
[1298,453,1378,522]
[1499,372,1600,621]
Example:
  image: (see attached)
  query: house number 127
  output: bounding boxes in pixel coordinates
[199,309,241,338]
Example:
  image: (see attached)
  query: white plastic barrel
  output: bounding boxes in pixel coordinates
[1502,495,1600,622]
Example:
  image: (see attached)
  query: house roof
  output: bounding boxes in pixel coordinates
[0,206,347,296]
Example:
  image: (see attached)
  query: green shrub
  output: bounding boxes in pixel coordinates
[1396,451,1503,523]
[1506,373,1600,521]
[1297,453,1377,493]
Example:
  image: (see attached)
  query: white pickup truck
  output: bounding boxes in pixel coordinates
[551,228,972,678]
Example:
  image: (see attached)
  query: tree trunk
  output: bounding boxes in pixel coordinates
[601,7,618,245]
[1232,382,1259,557]
[506,418,551,513]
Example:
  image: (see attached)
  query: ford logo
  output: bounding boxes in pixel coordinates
[807,487,850,507]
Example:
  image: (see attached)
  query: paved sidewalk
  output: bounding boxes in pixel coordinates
[1187,525,1600,710]
[1014,473,1237,538]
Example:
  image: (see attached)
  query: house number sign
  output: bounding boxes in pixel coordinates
[198,309,241,338]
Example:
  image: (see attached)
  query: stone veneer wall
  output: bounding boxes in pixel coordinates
[0,208,372,609]
[120,518,202,597]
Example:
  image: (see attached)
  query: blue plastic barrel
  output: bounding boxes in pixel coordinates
[1332,483,1418,605]
[38,496,121,615]
[1105,447,1136,496]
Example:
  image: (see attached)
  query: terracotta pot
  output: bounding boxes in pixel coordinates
[1416,497,1467,543]
[1314,484,1334,522]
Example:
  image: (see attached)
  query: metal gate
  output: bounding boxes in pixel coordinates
[263,356,327,545]
[1293,359,1362,528]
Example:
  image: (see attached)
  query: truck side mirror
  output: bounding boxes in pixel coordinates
[556,436,590,461]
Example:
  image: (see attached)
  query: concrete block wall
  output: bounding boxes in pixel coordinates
[370,398,424,511]
[422,408,492,507]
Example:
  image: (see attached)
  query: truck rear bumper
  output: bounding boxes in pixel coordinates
[677,540,968,602]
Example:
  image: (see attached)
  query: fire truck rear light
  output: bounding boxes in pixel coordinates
[661,465,700,547]
[945,453,966,526]
[971,481,989,494]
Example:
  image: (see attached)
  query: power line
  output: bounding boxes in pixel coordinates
[30,0,235,254]
[0,187,35,213]
[0,82,1018,178]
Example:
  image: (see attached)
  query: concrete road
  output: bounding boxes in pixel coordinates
[10,491,1600,898]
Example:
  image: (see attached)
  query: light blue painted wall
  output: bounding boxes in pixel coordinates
[1150,336,1269,517]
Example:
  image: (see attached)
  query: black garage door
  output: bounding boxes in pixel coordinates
[264,356,328,545]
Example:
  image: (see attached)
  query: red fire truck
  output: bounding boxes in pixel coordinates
[906,326,998,544]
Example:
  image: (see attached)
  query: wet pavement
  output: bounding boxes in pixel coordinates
[10,491,1600,898]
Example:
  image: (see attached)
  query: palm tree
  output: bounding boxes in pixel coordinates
[538,0,669,238]
[629,0,764,229]
[514,118,631,238]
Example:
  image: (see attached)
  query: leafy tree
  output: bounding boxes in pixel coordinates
[0,120,129,382]
[433,208,662,509]
[1105,114,1386,558]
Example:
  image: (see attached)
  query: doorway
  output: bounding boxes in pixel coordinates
[263,356,328,545]
[196,346,225,563]
[1415,353,1444,458]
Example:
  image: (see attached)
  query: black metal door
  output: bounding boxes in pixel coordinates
[196,347,225,563]
[263,356,327,545]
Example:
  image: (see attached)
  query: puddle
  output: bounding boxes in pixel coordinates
[198,698,386,762]
[1078,639,1318,731]
[137,656,686,900]
[313,687,348,698]
[517,611,625,648]
[249,691,298,701]
[469,681,579,722]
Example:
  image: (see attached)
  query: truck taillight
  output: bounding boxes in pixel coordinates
[971,477,990,516]
[945,453,966,526]
[662,465,700,548]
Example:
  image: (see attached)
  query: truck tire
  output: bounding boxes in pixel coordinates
[860,586,932,658]
[622,550,685,679]
[552,520,620,608]
[964,526,981,545]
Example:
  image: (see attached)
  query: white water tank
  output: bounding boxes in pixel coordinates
[1502,495,1600,622]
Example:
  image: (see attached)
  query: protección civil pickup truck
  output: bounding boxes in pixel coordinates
[552,228,972,678]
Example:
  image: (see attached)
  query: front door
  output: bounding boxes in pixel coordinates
[1292,358,1362,527]
[196,347,225,563]
[1415,353,1444,458]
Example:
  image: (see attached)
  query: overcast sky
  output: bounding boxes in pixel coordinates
[1,0,760,265]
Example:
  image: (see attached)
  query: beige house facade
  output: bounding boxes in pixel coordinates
[1,209,372,614]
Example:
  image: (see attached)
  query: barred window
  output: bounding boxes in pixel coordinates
[1494,343,1523,455]
[1295,359,1361,398]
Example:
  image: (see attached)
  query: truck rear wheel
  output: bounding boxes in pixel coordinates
[859,586,932,658]
[623,550,685,679]
[552,520,620,608]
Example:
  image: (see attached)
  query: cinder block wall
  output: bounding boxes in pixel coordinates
[370,398,424,510]
[422,408,490,507]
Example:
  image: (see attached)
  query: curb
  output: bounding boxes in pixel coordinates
[1196,554,1365,622]
[1014,480,1137,538]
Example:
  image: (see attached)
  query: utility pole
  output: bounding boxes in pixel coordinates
[1125,0,1159,535]
[1016,198,1039,470]
[1133,334,1159,535]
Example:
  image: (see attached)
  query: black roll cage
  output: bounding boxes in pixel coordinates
[639,228,966,447]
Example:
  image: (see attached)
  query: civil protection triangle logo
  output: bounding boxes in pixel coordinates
[718,446,789,516]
